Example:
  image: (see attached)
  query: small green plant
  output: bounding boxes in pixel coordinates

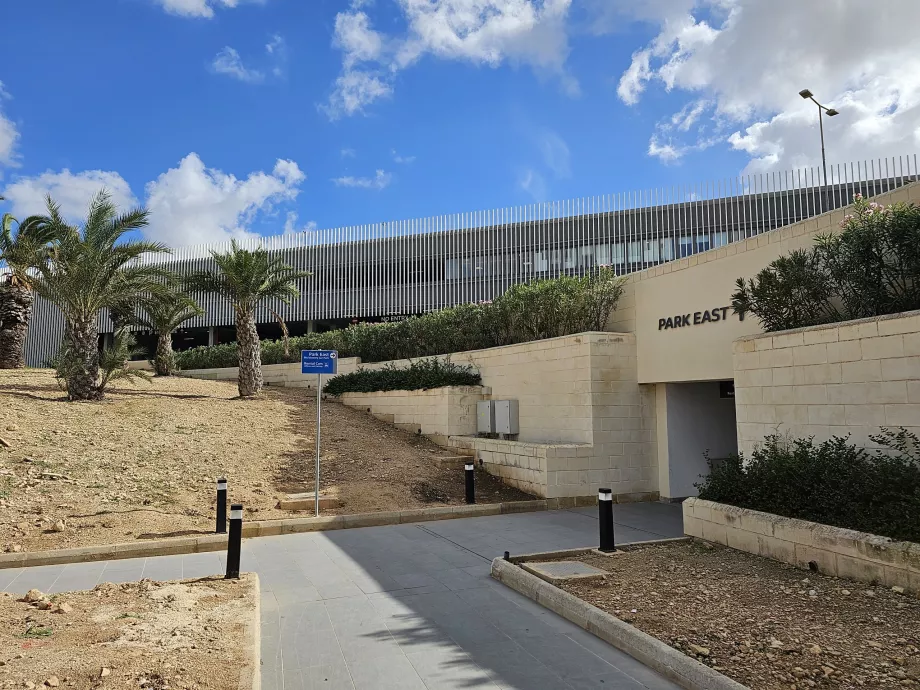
[21,626,53,638]
[324,358,481,396]
[697,428,920,542]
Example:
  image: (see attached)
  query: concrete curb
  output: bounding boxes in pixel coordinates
[239,573,261,690]
[505,537,690,564]
[491,558,749,690]
[0,499,559,570]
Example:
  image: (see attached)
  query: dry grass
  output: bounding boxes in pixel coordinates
[0,370,531,553]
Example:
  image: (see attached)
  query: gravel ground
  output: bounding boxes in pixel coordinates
[561,540,920,690]
[0,369,531,553]
[0,574,257,690]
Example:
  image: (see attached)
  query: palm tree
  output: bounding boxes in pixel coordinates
[185,240,310,397]
[32,191,171,400]
[0,198,59,369]
[137,290,204,376]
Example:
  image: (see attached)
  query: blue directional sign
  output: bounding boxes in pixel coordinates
[301,350,338,375]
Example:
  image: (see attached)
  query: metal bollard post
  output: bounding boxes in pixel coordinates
[465,463,476,505]
[225,503,243,579]
[598,488,616,553]
[216,477,228,534]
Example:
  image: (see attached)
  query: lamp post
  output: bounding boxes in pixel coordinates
[799,89,839,187]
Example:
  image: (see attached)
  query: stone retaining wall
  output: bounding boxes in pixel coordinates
[338,386,487,446]
[733,310,920,455]
[683,498,920,592]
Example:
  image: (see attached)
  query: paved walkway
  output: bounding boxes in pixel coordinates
[2,503,684,690]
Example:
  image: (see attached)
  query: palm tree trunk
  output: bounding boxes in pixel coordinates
[155,332,174,376]
[0,281,34,369]
[236,310,263,397]
[66,318,101,401]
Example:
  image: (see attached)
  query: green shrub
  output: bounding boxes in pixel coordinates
[175,267,625,370]
[732,195,920,331]
[323,358,481,396]
[697,429,920,542]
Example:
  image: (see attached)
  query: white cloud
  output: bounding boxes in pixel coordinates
[612,0,920,172]
[332,169,392,190]
[154,0,265,19]
[0,82,20,170]
[324,0,577,118]
[1,169,137,220]
[538,129,570,178]
[323,71,393,119]
[341,148,357,158]
[391,150,416,164]
[2,154,306,247]
[211,47,265,83]
[283,211,318,234]
[144,153,305,245]
[518,168,547,201]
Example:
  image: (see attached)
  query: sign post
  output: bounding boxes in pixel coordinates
[301,350,338,517]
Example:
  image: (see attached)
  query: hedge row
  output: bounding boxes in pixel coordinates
[174,267,625,370]
[697,429,920,542]
[323,358,481,396]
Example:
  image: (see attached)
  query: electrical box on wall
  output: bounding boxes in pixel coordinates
[477,400,495,434]
[494,400,520,435]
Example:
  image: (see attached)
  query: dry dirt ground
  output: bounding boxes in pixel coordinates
[560,541,920,690]
[0,369,531,553]
[0,573,256,690]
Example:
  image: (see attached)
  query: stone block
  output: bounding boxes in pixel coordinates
[757,535,795,563]
[877,313,920,336]
[682,515,704,538]
[841,359,882,383]
[837,320,879,341]
[792,344,828,366]
[826,340,863,363]
[866,380,908,404]
[844,404,886,427]
[737,510,775,537]
[881,356,920,381]
[793,385,828,405]
[883,566,911,590]
[794,363,842,385]
[701,521,728,545]
[826,382,868,405]
[803,327,839,345]
[860,334,905,360]
[885,403,920,427]
[725,528,760,555]
[793,544,838,576]
[836,554,885,585]
[807,405,846,426]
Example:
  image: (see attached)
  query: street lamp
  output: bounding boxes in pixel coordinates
[799,89,839,187]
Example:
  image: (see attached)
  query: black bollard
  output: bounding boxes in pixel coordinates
[225,503,243,579]
[598,488,616,553]
[216,477,228,534]
[465,463,476,504]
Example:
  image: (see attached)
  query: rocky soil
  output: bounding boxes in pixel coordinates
[0,370,531,553]
[0,574,257,689]
[564,540,920,690]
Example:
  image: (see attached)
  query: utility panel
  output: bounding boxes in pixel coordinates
[477,400,495,434]
[494,400,520,435]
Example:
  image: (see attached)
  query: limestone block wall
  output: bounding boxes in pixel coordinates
[734,310,920,455]
[337,386,487,446]
[684,498,920,592]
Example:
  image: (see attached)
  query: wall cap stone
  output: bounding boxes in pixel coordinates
[734,309,920,344]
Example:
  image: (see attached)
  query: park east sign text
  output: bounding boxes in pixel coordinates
[658,306,743,331]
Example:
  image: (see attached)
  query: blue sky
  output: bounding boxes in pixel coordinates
[1,0,916,247]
